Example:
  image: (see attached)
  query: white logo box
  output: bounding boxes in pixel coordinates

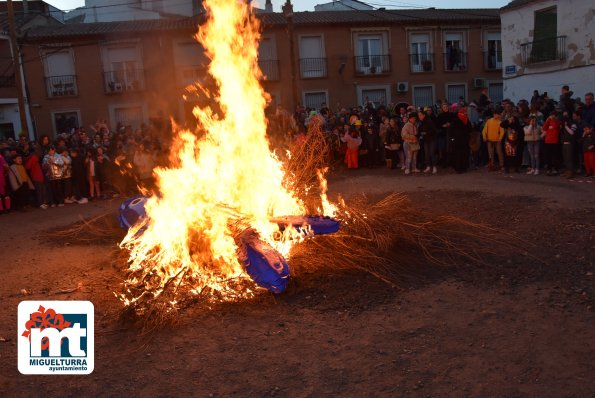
[18,301,94,375]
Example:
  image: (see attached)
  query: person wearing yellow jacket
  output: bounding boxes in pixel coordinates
[482,110,505,170]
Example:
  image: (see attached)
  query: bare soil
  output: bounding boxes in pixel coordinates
[0,169,593,397]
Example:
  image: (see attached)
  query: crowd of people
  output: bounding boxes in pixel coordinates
[278,86,595,178]
[0,120,168,213]
[0,86,594,215]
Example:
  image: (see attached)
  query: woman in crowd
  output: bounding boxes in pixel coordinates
[401,112,420,174]
[418,110,438,174]
[523,116,542,175]
[449,106,472,173]
[0,152,10,213]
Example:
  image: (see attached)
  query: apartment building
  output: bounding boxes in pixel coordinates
[19,7,502,138]
[500,0,595,102]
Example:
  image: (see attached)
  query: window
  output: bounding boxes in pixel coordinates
[299,35,326,78]
[446,84,466,105]
[51,110,80,135]
[354,31,390,75]
[258,36,279,81]
[410,33,432,73]
[0,40,14,87]
[174,41,207,86]
[113,106,144,129]
[444,32,467,71]
[43,50,77,97]
[102,44,144,93]
[488,82,503,104]
[361,89,387,108]
[485,32,502,70]
[413,85,434,109]
[532,7,558,62]
[303,91,328,110]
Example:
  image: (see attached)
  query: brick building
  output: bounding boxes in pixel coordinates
[19,7,502,138]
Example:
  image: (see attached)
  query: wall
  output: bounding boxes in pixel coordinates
[262,21,502,110]
[501,0,595,101]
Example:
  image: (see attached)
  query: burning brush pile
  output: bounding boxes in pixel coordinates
[113,0,514,319]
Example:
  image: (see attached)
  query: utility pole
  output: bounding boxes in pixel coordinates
[7,0,29,137]
[282,1,299,111]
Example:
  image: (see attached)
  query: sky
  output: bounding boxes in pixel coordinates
[32,0,511,13]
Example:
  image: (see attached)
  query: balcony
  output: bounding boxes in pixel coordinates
[103,69,145,94]
[443,51,468,72]
[484,50,503,70]
[45,75,78,98]
[354,55,391,76]
[299,58,327,79]
[258,59,279,81]
[0,75,15,87]
[409,53,434,73]
[520,35,566,66]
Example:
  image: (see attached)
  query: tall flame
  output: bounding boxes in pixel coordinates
[120,0,327,302]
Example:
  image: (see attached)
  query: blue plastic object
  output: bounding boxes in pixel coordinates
[118,196,148,230]
[237,229,290,294]
[271,215,341,235]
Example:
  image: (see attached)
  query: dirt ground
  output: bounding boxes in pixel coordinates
[0,168,593,397]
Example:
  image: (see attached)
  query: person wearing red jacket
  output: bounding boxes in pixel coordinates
[25,145,49,209]
[542,113,561,175]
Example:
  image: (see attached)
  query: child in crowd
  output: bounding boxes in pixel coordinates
[8,153,34,210]
[42,146,65,207]
[341,126,362,169]
[504,127,520,173]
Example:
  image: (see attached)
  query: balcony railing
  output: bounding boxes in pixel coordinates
[443,51,468,71]
[520,35,566,66]
[103,69,145,94]
[0,75,15,87]
[45,75,78,97]
[484,50,503,70]
[258,59,279,81]
[299,57,327,78]
[409,53,434,73]
[354,55,391,76]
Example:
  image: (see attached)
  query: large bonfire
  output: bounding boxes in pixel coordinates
[118,0,337,310]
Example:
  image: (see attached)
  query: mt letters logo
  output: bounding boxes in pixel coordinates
[18,301,94,374]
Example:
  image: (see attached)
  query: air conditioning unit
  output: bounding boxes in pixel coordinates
[396,81,409,93]
[473,78,486,89]
[113,82,123,92]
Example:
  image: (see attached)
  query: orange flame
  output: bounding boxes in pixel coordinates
[119,0,335,303]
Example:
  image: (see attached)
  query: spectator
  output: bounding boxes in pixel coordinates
[8,152,34,210]
[341,126,362,169]
[524,116,542,175]
[450,106,472,173]
[43,146,66,207]
[482,108,505,171]
[418,110,438,174]
[583,123,595,177]
[401,112,420,174]
[70,148,88,203]
[25,146,48,209]
[542,112,562,176]
[0,152,10,213]
[582,92,595,126]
